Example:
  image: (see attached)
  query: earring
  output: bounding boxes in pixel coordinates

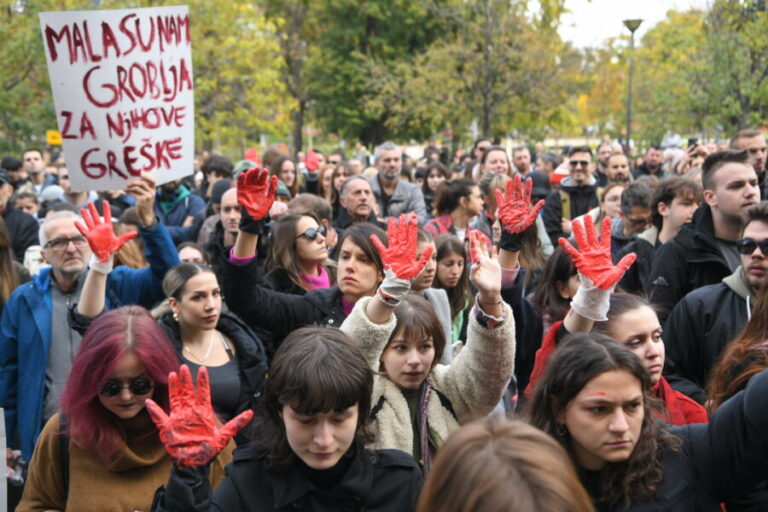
[173,312,179,323]
[556,423,568,437]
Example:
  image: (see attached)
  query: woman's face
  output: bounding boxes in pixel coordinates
[336,238,382,302]
[462,186,485,217]
[483,149,510,175]
[98,352,153,420]
[170,272,221,332]
[295,216,328,265]
[410,241,437,292]
[436,251,465,289]
[558,370,644,471]
[427,169,446,192]
[321,168,334,194]
[380,328,435,390]
[178,246,205,264]
[279,160,297,188]
[608,306,665,386]
[281,403,358,470]
[556,273,580,300]
[601,186,624,219]
[333,170,350,192]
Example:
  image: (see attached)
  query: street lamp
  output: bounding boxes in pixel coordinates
[623,18,642,151]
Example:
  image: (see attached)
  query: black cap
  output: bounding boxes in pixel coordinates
[0,169,11,186]
[1,156,22,172]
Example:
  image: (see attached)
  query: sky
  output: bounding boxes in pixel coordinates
[558,0,709,48]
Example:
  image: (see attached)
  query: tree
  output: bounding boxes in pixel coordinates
[367,0,578,143]
[305,0,456,146]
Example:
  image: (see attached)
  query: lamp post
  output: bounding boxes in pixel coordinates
[623,18,642,151]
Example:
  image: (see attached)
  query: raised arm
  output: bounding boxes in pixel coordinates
[341,214,433,366]
[148,366,252,512]
[75,200,137,318]
[232,168,277,259]
[495,173,545,270]
[432,233,516,422]
[558,217,636,333]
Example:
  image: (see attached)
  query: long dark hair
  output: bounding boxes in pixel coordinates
[267,213,334,292]
[708,280,768,412]
[530,247,577,323]
[433,234,473,322]
[249,327,373,467]
[433,179,477,216]
[526,333,680,509]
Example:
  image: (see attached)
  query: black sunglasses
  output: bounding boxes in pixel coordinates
[569,160,591,168]
[98,377,154,397]
[296,225,327,241]
[736,238,768,255]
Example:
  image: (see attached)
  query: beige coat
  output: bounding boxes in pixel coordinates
[341,297,515,455]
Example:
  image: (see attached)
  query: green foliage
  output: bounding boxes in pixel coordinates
[0,0,291,156]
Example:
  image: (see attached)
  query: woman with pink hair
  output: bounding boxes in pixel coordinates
[17,306,234,512]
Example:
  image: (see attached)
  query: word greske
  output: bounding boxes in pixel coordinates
[44,13,190,64]
[83,57,193,107]
[80,137,183,179]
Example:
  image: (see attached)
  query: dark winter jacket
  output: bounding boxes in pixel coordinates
[332,207,385,232]
[151,445,422,512]
[616,226,660,294]
[221,255,347,351]
[647,204,731,321]
[157,312,267,436]
[632,162,665,179]
[154,185,206,244]
[542,176,599,246]
[500,267,543,404]
[663,266,754,404]
[584,368,768,511]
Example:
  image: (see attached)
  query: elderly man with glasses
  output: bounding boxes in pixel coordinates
[0,173,179,462]
[542,145,600,246]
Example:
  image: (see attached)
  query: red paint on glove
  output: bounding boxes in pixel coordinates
[75,200,138,263]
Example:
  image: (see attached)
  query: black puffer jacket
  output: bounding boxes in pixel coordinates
[662,267,753,404]
[156,311,268,434]
[647,204,731,321]
[221,255,347,350]
[616,226,659,294]
[584,369,768,511]
[151,445,422,512]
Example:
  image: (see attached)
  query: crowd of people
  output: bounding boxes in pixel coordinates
[1,130,768,511]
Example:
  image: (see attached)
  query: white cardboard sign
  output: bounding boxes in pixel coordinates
[39,6,194,191]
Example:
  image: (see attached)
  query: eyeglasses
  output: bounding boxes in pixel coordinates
[569,160,591,168]
[98,377,154,397]
[736,237,768,255]
[297,225,327,241]
[44,235,88,252]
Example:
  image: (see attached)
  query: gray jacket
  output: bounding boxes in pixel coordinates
[369,176,428,224]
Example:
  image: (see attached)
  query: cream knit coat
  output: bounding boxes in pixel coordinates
[340,296,516,455]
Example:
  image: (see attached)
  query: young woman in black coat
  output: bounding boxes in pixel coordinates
[222,168,387,347]
[149,327,422,512]
[527,333,768,511]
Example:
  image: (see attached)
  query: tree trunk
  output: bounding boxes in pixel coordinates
[292,101,305,158]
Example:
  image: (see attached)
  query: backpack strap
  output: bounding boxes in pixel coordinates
[58,414,70,499]
[559,190,571,220]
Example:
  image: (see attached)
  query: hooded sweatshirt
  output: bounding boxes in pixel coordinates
[663,266,754,404]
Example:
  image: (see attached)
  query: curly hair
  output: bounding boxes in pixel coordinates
[526,333,681,509]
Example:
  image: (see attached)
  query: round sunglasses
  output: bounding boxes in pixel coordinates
[98,377,154,397]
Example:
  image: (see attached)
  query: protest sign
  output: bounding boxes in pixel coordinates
[39,6,194,191]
